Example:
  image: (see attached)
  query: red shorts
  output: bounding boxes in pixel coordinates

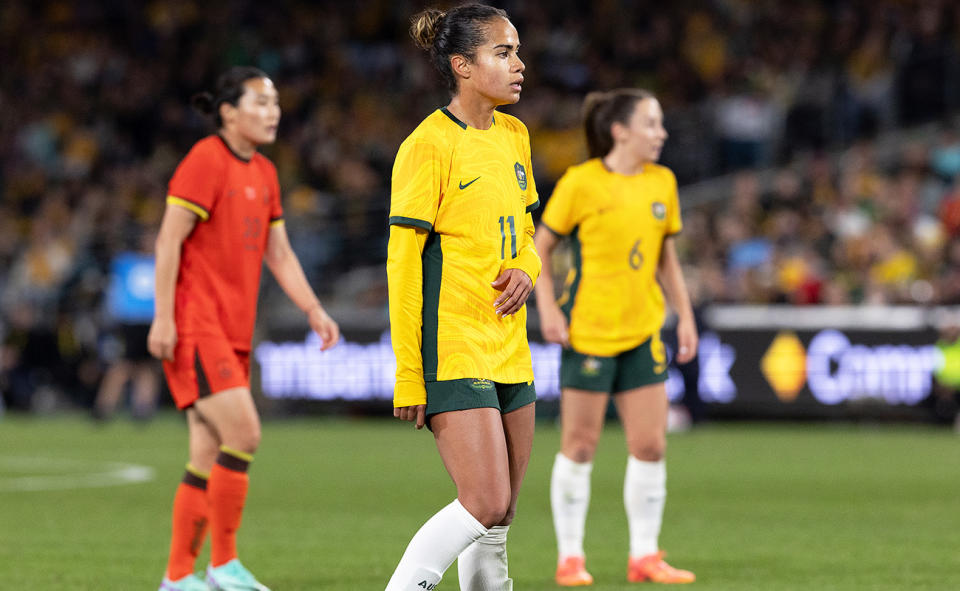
[163,337,250,409]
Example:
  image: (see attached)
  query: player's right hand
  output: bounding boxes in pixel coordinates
[539,304,570,347]
[308,305,340,351]
[148,317,177,361]
[394,404,426,430]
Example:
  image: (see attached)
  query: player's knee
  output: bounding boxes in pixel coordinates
[564,434,599,463]
[629,437,665,462]
[475,505,510,529]
[499,504,517,526]
[242,428,261,453]
[461,488,511,528]
[226,426,261,454]
[190,446,218,473]
[566,445,597,463]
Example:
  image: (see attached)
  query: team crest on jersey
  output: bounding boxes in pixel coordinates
[216,358,234,380]
[651,201,666,220]
[581,356,602,377]
[514,162,527,190]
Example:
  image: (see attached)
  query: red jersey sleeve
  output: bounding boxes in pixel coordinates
[167,138,224,221]
[268,161,283,225]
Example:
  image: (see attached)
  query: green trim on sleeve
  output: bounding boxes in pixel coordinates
[389,216,433,232]
[558,226,582,321]
[525,198,540,213]
[421,231,443,381]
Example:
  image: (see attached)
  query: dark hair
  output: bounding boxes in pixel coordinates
[410,4,509,93]
[583,89,655,159]
[191,66,269,128]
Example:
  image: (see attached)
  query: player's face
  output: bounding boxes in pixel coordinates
[619,98,668,164]
[232,77,281,145]
[468,18,524,106]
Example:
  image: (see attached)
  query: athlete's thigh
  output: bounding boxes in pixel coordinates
[612,382,668,453]
[192,386,261,446]
[560,388,610,459]
[501,401,535,509]
[186,407,221,473]
[432,407,511,497]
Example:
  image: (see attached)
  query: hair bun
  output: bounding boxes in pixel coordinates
[410,8,446,50]
[190,91,216,115]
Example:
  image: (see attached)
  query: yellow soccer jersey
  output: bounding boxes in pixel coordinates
[388,108,541,406]
[542,158,682,357]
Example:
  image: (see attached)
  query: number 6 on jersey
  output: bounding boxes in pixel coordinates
[629,238,643,270]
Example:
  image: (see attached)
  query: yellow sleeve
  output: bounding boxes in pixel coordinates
[665,168,682,236]
[504,210,541,284]
[540,171,579,236]
[523,130,540,214]
[504,127,541,283]
[389,135,444,231]
[387,224,430,407]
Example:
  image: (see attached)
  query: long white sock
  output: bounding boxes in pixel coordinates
[458,525,511,591]
[624,456,666,557]
[385,499,488,591]
[551,452,593,559]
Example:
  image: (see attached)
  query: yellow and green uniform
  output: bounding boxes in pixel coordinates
[542,158,682,358]
[387,108,541,408]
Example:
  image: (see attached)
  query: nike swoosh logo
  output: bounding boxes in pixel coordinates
[459,177,481,190]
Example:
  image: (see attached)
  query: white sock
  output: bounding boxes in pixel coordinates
[624,456,666,558]
[458,525,511,591]
[385,499,488,591]
[551,452,593,559]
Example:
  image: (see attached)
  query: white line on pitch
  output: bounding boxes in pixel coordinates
[0,457,155,492]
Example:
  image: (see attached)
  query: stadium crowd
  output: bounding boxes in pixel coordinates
[1,0,960,410]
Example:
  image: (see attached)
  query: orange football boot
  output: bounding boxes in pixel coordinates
[627,551,695,584]
[555,555,594,586]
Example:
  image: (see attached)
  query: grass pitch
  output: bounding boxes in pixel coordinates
[1,413,959,590]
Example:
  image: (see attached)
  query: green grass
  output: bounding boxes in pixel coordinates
[2,413,959,590]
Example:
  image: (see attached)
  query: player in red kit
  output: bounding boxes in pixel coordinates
[151,67,339,591]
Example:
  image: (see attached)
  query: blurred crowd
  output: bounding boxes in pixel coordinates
[673,127,960,307]
[1,0,960,410]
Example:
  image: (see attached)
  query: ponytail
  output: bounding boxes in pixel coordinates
[190,66,269,128]
[190,91,216,116]
[410,4,509,94]
[410,8,445,50]
[583,88,654,159]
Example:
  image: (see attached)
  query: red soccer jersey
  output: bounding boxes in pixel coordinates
[167,135,283,350]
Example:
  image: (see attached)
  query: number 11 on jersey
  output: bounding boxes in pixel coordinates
[499,215,517,259]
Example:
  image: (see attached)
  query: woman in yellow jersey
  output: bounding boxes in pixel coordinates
[384,4,540,591]
[534,89,699,586]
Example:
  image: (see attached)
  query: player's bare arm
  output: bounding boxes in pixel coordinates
[148,204,198,361]
[264,222,339,350]
[657,236,697,363]
[533,225,570,346]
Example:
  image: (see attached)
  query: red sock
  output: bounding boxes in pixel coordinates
[208,446,252,567]
[165,466,209,580]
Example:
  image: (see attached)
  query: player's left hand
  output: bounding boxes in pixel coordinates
[491,268,533,317]
[394,404,426,430]
[308,305,340,351]
[675,315,698,364]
